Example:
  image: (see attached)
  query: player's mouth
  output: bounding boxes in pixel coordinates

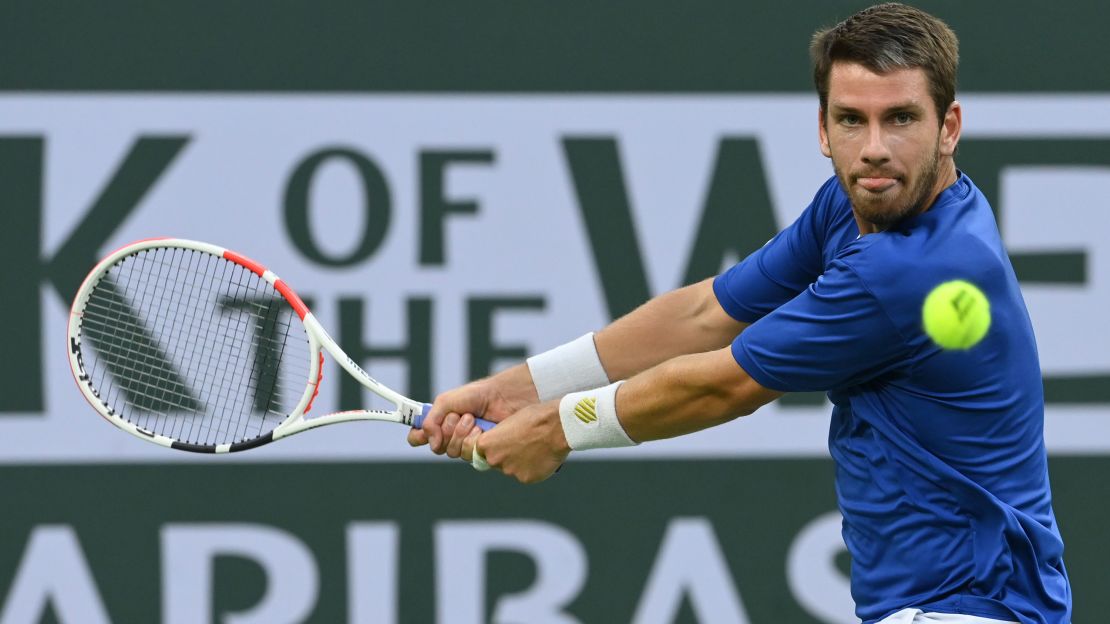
[855,176,900,193]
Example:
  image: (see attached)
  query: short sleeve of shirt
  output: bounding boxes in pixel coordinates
[733,258,912,393]
[713,178,839,323]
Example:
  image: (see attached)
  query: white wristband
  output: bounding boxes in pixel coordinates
[559,381,638,451]
[526,333,610,402]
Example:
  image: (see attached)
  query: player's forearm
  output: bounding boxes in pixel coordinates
[521,278,745,407]
[595,278,748,381]
[614,348,780,442]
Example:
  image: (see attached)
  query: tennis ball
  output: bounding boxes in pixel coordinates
[922,280,991,350]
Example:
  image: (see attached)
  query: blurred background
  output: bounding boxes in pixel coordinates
[1,1,1107,622]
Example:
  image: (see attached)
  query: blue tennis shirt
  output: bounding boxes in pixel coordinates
[713,173,1071,623]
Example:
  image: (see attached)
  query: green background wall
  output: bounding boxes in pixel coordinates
[1,2,1104,622]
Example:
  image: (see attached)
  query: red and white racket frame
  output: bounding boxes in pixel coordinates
[67,237,442,453]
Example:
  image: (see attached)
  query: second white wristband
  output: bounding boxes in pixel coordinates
[526,333,610,402]
[559,381,638,451]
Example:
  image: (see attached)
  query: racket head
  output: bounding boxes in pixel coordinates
[68,238,321,453]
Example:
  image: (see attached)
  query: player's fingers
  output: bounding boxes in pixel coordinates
[407,427,429,447]
[420,404,448,451]
[445,413,475,459]
[433,412,460,454]
[462,426,484,463]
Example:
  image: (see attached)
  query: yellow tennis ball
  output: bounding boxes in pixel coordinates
[922,280,991,350]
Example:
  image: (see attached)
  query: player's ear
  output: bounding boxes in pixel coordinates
[940,100,962,157]
[818,108,832,158]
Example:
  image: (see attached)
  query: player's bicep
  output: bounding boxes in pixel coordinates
[714,207,827,323]
[692,277,751,346]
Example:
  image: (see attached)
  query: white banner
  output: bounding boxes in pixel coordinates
[3,94,1109,463]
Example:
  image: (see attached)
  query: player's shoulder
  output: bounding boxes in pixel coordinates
[794,176,856,246]
[836,174,1007,297]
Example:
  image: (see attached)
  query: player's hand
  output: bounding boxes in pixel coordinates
[462,400,570,484]
[408,369,537,454]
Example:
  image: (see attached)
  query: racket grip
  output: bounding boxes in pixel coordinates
[414,403,496,432]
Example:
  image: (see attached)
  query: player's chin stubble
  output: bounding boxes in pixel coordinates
[835,143,942,229]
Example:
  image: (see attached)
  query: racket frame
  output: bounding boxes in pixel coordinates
[68,237,428,453]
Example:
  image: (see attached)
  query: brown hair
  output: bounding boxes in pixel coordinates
[810,3,959,124]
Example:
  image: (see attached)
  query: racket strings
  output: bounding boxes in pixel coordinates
[87,249,220,436]
[79,247,312,446]
[160,250,303,443]
[183,250,307,444]
[198,256,292,445]
[81,302,304,415]
[84,254,201,414]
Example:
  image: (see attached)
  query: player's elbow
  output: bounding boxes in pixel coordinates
[730,400,759,418]
[718,363,782,419]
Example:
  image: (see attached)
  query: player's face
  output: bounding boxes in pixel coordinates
[819,62,961,230]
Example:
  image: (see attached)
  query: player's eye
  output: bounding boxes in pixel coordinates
[839,114,862,127]
[892,112,915,125]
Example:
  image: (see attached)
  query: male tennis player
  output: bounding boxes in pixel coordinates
[409,3,1072,622]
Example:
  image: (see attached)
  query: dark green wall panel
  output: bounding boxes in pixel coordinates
[0,458,1100,621]
[1,1,1107,92]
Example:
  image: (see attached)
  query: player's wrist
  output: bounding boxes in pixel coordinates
[527,332,611,402]
[504,363,542,403]
[547,400,573,455]
[558,381,638,451]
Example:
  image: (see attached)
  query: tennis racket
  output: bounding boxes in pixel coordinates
[67,237,494,453]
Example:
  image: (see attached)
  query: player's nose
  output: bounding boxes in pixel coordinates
[860,125,892,165]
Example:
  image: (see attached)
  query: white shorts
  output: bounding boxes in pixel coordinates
[876,608,1019,624]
